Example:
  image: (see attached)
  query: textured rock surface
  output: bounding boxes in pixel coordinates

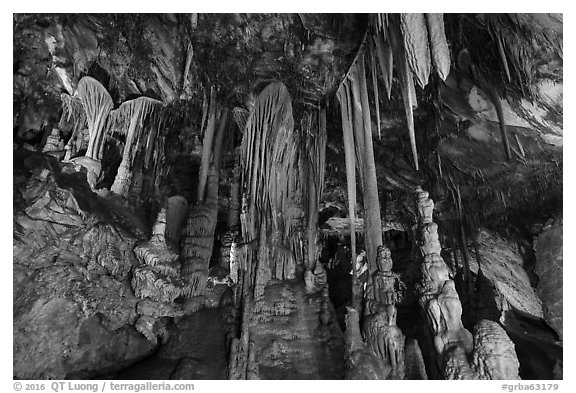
[471,320,521,380]
[415,188,520,380]
[130,208,188,344]
[234,279,345,379]
[13,150,155,379]
[469,229,543,319]
[534,219,563,340]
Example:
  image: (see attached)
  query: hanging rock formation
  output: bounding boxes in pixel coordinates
[13,13,562,381]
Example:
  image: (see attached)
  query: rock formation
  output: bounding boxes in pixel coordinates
[41,128,65,159]
[13,151,155,379]
[13,13,562,381]
[534,218,563,341]
[344,245,407,379]
[180,166,220,298]
[415,187,520,380]
[165,195,189,246]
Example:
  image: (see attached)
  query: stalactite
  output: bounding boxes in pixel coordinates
[197,89,217,203]
[109,96,163,196]
[304,110,327,272]
[239,81,298,291]
[416,187,472,359]
[495,30,512,83]
[356,55,384,274]
[361,245,406,379]
[76,76,113,161]
[457,49,511,161]
[336,82,357,285]
[60,93,87,160]
[211,108,229,172]
[369,46,382,139]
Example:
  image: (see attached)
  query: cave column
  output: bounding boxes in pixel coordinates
[414,187,473,365]
[111,118,138,196]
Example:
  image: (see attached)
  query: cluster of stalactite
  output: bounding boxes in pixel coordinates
[337,14,451,175]
[107,96,163,197]
[58,76,168,200]
[227,82,330,379]
[237,82,302,298]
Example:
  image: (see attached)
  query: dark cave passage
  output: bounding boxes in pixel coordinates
[115,308,229,380]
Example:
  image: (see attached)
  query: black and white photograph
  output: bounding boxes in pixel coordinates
[9,6,566,388]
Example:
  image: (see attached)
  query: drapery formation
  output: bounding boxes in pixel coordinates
[238,81,305,298]
[77,76,114,161]
[108,96,163,196]
[60,93,87,160]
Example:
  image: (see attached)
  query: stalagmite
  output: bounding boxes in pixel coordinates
[363,245,406,379]
[181,166,220,298]
[304,110,327,272]
[337,59,383,274]
[131,208,186,343]
[337,81,358,285]
[42,128,64,159]
[415,187,520,379]
[239,81,298,291]
[59,93,86,160]
[400,13,431,88]
[131,208,184,301]
[415,187,473,360]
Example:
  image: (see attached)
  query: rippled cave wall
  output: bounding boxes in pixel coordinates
[13,13,562,380]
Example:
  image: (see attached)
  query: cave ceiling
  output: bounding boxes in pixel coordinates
[13,12,563,235]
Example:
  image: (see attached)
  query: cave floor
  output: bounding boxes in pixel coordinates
[114,308,228,380]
